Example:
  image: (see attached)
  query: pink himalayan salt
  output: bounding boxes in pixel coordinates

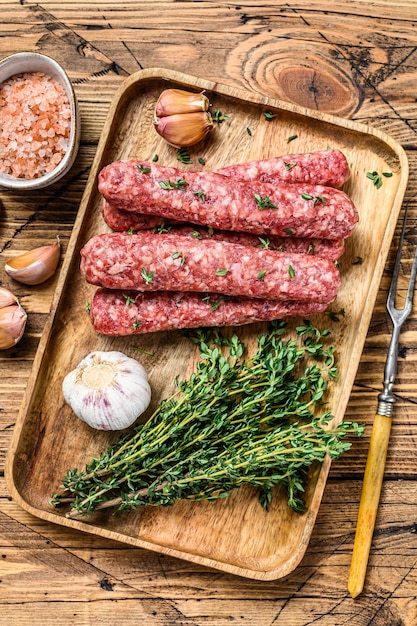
[0,71,71,180]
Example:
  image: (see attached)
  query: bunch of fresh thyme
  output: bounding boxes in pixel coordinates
[51,320,363,518]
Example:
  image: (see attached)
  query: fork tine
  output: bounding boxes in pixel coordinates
[387,209,407,310]
[406,239,417,305]
[387,204,417,320]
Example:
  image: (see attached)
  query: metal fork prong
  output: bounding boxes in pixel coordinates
[387,208,407,312]
[405,243,417,306]
[387,204,417,324]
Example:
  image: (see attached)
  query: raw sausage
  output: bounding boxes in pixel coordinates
[217,149,350,188]
[167,225,345,260]
[90,288,330,336]
[80,232,341,303]
[101,200,174,231]
[98,161,358,239]
[101,204,345,261]
[101,149,351,234]
[166,225,344,259]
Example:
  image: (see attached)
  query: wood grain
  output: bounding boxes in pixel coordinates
[8,67,406,581]
[1,1,417,623]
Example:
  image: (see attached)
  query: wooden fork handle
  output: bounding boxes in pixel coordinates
[348,412,392,598]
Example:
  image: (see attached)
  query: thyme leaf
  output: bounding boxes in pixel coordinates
[136,164,151,174]
[201,293,225,311]
[284,161,297,170]
[254,193,278,209]
[325,308,346,322]
[152,221,172,234]
[257,270,267,281]
[141,267,154,285]
[122,294,135,306]
[258,236,271,249]
[212,108,230,124]
[366,171,383,189]
[177,147,192,164]
[172,251,186,266]
[159,178,189,190]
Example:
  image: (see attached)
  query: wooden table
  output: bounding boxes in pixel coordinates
[1,1,417,624]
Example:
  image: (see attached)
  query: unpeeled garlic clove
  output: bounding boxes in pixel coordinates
[155,88,210,118]
[0,286,17,308]
[5,238,61,285]
[0,303,27,349]
[154,111,214,148]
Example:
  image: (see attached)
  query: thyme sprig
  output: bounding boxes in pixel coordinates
[51,322,363,518]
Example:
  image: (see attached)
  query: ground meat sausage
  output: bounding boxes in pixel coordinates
[217,149,350,188]
[90,289,330,335]
[101,200,174,231]
[80,232,341,303]
[100,207,345,261]
[166,225,345,260]
[101,149,351,235]
[98,161,358,240]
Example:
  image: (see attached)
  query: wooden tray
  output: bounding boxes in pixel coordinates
[5,68,409,581]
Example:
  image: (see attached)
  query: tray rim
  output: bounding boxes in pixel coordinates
[5,67,409,581]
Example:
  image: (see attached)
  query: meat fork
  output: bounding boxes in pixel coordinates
[348,207,417,598]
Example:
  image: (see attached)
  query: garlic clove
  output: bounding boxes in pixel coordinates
[0,286,18,308]
[62,350,152,431]
[154,111,214,148]
[0,303,27,349]
[155,88,210,118]
[5,238,61,285]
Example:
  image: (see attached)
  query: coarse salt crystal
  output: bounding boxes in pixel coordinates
[0,71,72,179]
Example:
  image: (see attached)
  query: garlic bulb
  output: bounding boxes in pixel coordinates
[5,237,60,285]
[62,350,152,431]
[0,302,27,350]
[154,88,214,148]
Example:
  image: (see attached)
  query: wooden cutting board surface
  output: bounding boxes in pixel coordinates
[5,69,408,580]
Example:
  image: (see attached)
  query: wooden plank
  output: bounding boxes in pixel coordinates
[0,0,416,620]
[0,479,416,624]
